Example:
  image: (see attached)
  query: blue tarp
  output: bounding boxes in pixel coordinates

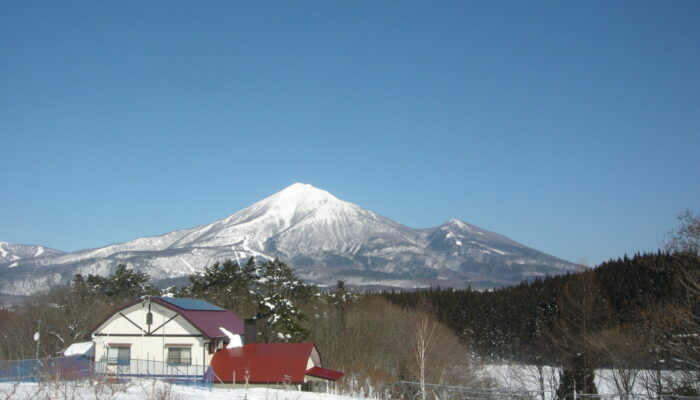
[0,355,92,382]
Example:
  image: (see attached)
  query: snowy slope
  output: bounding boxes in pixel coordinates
[0,183,579,295]
[0,241,64,267]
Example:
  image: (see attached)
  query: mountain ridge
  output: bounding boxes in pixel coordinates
[0,183,578,295]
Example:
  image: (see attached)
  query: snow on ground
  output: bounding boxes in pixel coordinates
[482,363,667,397]
[0,381,366,400]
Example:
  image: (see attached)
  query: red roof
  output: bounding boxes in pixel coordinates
[89,297,243,340]
[209,343,342,384]
[306,366,345,381]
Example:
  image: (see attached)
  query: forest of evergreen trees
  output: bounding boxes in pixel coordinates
[382,252,699,366]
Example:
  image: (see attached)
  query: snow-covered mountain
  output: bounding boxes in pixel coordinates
[0,183,578,295]
[0,241,64,267]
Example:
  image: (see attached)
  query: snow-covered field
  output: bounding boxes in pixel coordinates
[0,364,691,400]
[0,380,365,400]
[483,363,676,398]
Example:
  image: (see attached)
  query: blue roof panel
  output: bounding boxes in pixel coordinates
[156,297,225,311]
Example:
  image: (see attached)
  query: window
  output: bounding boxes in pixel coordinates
[207,340,222,354]
[107,346,130,366]
[167,347,191,365]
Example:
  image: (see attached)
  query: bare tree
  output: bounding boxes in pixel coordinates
[663,210,700,255]
[305,295,484,396]
[498,362,560,400]
[660,211,700,394]
[412,298,438,400]
[585,326,651,399]
[662,268,700,393]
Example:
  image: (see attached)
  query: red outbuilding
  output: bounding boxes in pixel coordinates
[208,342,344,388]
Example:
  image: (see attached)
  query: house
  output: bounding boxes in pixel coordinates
[208,342,344,389]
[87,295,344,387]
[88,296,246,376]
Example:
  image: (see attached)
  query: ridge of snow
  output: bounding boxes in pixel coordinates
[487,247,507,255]
[34,246,44,257]
[178,257,196,273]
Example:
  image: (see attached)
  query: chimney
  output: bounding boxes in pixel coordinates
[244,319,257,344]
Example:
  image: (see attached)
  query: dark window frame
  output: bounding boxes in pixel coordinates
[107,346,131,366]
[166,347,192,366]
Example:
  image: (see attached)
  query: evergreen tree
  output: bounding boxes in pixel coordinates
[184,257,317,342]
[252,259,317,342]
[76,264,157,301]
[187,259,255,313]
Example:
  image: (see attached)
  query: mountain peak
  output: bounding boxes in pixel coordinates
[280,182,331,196]
[263,183,340,208]
[444,219,469,229]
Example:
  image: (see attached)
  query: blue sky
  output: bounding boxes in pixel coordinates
[1,1,698,266]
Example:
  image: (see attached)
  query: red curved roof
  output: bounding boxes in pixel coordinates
[210,343,342,384]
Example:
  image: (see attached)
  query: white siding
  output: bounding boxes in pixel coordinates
[92,301,212,371]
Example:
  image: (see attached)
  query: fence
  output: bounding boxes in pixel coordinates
[386,382,700,400]
[94,358,211,388]
[0,356,211,389]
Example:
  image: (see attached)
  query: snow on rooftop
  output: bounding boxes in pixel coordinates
[63,341,95,357]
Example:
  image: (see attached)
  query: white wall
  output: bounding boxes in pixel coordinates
[92,300,215,371]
